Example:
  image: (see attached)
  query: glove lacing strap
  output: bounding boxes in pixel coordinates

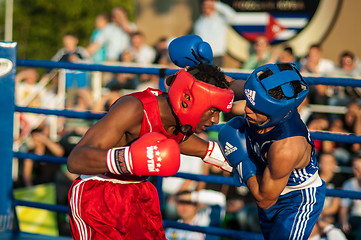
[204,141,215,159]
[107,147,132,175]
[203,141,233,173]
[185,48,210,65]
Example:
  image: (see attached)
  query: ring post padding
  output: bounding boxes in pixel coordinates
[0,42,17,230]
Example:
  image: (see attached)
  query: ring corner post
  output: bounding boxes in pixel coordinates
[0,41,17,231]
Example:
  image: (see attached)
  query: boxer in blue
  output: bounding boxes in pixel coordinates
[218,63,326,240]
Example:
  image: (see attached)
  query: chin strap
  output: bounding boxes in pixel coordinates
[166,96,193,140]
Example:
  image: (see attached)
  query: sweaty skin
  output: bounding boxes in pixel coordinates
[67,95,220,175]
[244,104,312,209]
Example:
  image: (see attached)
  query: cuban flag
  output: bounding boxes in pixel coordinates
[230,12,309,43]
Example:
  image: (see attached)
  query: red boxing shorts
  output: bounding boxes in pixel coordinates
[68,175,167,240]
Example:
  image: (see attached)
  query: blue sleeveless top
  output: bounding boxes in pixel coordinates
[244,112,319,186]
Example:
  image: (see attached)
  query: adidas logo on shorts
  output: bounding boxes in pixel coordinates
[224,142,237,156]
[245,89,256,105]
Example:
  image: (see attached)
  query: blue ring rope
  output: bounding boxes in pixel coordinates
[163,220,264,240]
[15,106,105,119]
[17,59,179,76]
[12,151,361,200]
[13,152,67,164]
[13,200,68,214]
[15,106,361,144]
[208,124,361,144]
[326,188,361,199]
[17,59,361,87]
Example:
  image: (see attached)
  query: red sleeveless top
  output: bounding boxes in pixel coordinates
[105,88,185,181]
[130,88,186,143]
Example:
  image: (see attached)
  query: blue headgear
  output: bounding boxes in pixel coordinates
[244,63,309,128]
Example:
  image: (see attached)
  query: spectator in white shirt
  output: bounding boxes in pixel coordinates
[300,44,335,75]
[126,31,157,90]
[193,0,236,67]
[127,31,156,65]
[165,189,226,240]
[308,216,347,240]
[87,7,137,62]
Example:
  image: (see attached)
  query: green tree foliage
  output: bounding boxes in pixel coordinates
[0,0,135,60]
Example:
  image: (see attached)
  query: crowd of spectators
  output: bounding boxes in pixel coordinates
[12,2,361,239]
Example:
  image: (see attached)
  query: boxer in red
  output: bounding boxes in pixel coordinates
[67,35,234,240]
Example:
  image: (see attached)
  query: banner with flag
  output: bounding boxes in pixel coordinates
[222,0,340,44]
[230,12,309,43]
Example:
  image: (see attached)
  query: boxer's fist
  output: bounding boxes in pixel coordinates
[107,132,180,176]
[131,133,180,176]
[218,117,257,186]
[218,117,248,167]
[168,35,213,68]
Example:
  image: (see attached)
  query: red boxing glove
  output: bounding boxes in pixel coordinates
[107,132,180,177]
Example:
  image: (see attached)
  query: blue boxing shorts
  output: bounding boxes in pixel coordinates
[257,180,326,240]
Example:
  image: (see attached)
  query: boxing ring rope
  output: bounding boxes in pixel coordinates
[1,52,361,239]
[16,59,361,88]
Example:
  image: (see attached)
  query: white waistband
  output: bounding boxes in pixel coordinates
[80,174,144,184]
[280,171,323,195]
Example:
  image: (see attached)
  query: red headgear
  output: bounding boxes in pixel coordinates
[168,69,234,132]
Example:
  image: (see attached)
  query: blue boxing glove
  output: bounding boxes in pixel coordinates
[168,35,213,68]
[218,117,257,186]
[218,117,248,168]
